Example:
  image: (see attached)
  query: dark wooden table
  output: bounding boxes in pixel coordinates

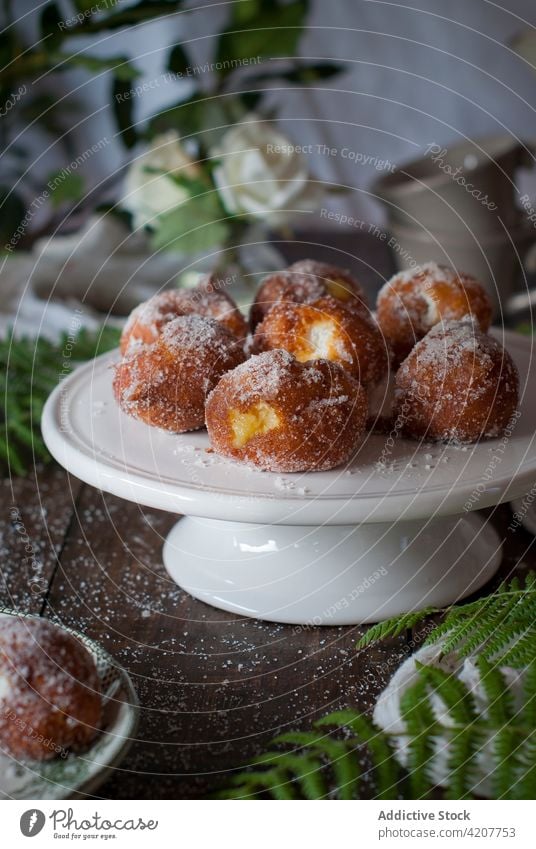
[1,233,534,799]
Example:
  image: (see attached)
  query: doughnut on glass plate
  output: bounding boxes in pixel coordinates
[0,610,138,800]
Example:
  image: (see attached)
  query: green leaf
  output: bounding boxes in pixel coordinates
[247,61,342,85]
[215,707,400,801]
[54,52,139,81]
[358,572,536,670]
[73,0,118,10]
[40,2,64,46]
[146,96,203,137]
[112,76,138,149]
[274,729,361,800]
[68,0,185,33]
[231,0,264,25]
[146,96,231,145]
[150,193,230,253]
[253,751,327,799]
[0,326,121,476]
[216,591,536,802]
[319,710,400,800]
[168,42,190,76]
[216,0,309,76]
[47,171,85,208]
[417,664,482,799]
[478,657,522,799]
[400,671,436,799]
[357,608,439,649]
[237,90,264,112]
[516,662,536,798]
[0,187,26,252]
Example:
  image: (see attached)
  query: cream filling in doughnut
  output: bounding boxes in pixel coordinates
[422,289,441,326]
[229,402,281,448]
[301,319,340,361]
[326,277,352,301]
[0,673,12,701]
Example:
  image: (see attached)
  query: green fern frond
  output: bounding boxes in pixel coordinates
[515,667,536,801]
[400,670,437,799]
[0,325,121,476]
[417,663,484,798]
[521,660,536,728]
[477,657,523,800]
[220,769,297,799]
[356,608,439,649]
[274,729,360,800]
[216,656,536,801]
[516,738,536,800]
[221,574,536,800]
[213,709,396,801]
[252,751,328,799]
[317,710,400,800]
[358,573,536,669]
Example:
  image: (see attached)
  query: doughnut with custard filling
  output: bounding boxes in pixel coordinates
[376,262,492,364]
[249,259,368,329]
[206,349,368,472]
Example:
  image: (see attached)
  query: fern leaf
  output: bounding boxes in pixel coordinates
[512,661,536,799]
[521,660,536,728]
[436,608,488,657]
[421,574,536,668]
[218,576,536,804]
[446,726,485,800]
[252,751,328,799]
[417,664,483,798]
[417,664,477,724]
[274,730,360,800]
[222,769,297,799]
[360,574,536,668]
[319,710,400,799]
[477,657,522,799]
[399,670,437,799]
[0,326,121,476]
[498,628,536,668]
[356,608,439,649]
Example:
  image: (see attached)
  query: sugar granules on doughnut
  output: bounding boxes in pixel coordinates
[249,259,368,329]
[206,349,368,472]
[120,280,247,354]
[114,314,245,433]
[0,617,101,761]
[377,262,492,364]
[394,317,519,443]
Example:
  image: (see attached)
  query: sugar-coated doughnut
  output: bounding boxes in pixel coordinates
[376,262,493,364]
[249,259,368,329]
[120,277,247,354]
[206,349,368,472]
[394,318,519,443]
[114,314,245,432]
[0,617,101,761]
[253,296,389,388]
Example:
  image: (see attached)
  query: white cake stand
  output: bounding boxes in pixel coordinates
[42,330,536,625]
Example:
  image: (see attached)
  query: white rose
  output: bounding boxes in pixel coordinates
[121,131,200,230]
[212,117,323,228]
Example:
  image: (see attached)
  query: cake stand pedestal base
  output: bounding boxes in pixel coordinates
[163,513,502,625]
